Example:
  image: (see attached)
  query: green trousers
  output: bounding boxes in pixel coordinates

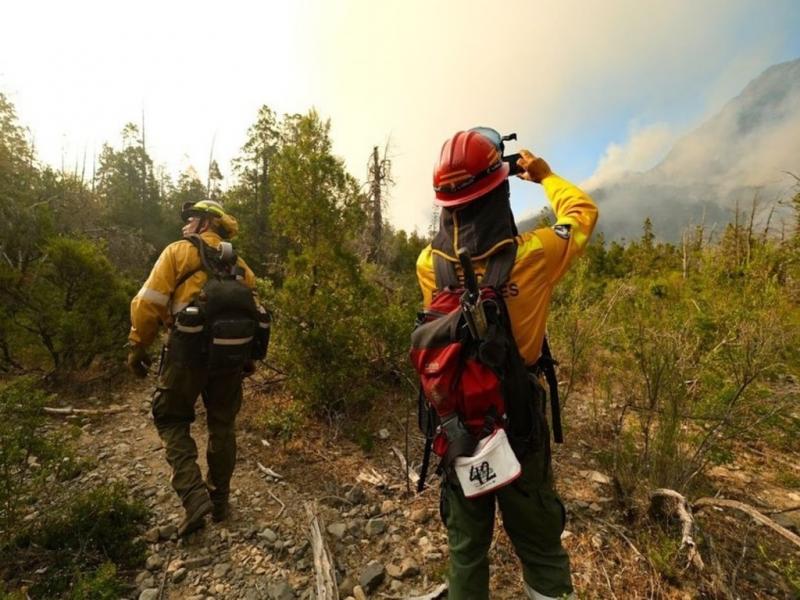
[152,355,243,511]
[441,447,572,600]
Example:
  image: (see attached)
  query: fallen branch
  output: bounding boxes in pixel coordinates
[267,489,286,519]
[764,504,800,516]
[305,501,338,600]
[256,462,283,480]
[395,583,448,600]
[600,562,619,600]
[157,546,173,600]
[43,405,127,416]
[694,497,800,548]
[391,445,419,486]
[357,468,386,487]
[649,488,704,570]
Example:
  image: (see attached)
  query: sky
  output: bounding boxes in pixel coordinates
[1,0,799,233]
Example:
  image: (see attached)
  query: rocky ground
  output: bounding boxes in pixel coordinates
[53,376,800,600]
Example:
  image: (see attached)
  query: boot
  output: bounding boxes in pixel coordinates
[207,482,230,523]
[211,497,230,523]
[178,495,213,537]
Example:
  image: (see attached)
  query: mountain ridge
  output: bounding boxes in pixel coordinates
[520,58,800,240]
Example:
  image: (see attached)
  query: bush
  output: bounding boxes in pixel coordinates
[0,237,133,373]
[3,484,148,598]
[0,377,78,533]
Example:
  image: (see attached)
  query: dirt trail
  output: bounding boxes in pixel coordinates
[72,382,456,600]
[63,379,800,600]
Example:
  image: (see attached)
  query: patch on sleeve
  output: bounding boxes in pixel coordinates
[553,223,572,240]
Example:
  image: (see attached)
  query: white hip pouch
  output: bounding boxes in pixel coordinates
[453,428,521,498]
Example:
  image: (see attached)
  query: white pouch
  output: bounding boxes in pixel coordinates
[453,428,521,498]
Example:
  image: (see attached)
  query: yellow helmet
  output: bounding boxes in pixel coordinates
[181,200,239,239]
[181,199,226,220]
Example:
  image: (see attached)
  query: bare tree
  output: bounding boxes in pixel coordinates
[366,143,392,262]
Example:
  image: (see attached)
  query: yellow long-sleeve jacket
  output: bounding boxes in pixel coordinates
[129,231,256,348]
[416,173,598,365]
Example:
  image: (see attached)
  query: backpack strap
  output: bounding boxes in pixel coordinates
[433,253,459,289]
[184,235,242,280]
[481,243,517,289]
[537,336,564,444]
[170,236,211,299]
[432,243,518,291]
[174,266,202,295]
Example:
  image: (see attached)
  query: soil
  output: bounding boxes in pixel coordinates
[36,370,800,599]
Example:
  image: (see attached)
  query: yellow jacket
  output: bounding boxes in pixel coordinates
[129,231,257,348]
[416,174,598,365]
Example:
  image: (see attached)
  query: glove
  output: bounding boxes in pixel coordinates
[127,345,152,378]
[516,149,552,184]
[242,360,257,378]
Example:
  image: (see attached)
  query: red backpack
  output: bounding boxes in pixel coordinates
[410,246,549,491]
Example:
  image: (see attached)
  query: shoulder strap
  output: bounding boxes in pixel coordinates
[481,243,517,288]
[433,253,459,289]
[433,243,518,290]
[184,235,215,274]
[174,266,202,295]
[184,235,240,279]
[170,237,208,296]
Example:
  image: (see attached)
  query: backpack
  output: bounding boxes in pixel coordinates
[410,245,549,492]
[168,235,270,370]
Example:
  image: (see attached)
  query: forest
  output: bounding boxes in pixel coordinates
[1,90,799,599]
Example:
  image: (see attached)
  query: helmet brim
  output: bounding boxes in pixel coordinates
[434,162,510,208]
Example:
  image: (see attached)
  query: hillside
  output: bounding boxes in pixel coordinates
[552,58,800,240]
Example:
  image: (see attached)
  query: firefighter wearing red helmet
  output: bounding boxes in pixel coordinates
[416,129,598,599]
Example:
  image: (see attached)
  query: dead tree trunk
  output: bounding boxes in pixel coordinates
[366,144,391,262]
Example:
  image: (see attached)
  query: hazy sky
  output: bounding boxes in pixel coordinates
[2,0,799,232]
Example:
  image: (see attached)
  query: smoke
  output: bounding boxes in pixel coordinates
[581,123,675,191]
[584,58,800,241]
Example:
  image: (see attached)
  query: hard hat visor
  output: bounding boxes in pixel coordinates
[180,200,225,222]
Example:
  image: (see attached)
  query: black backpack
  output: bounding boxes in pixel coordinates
[169,235,270,370]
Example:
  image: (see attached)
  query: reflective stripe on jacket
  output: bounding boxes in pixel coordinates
[129,231,257,348]
[416,173,598,365]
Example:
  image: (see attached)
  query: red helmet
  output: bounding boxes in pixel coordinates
[433,130,510,207]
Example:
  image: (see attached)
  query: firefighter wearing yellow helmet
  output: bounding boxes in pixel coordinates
[127,199,269,536]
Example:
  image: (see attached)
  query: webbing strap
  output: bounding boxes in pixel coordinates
[174,267,201,295]
[184,235,239,280]
[433,254,459,289]
[185,235,217,277]
[418,435,432,493]
[432,243,517,290]
[539,337,564,444]
[482,244,516,288]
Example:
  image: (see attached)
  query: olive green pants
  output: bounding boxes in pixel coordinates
[152,356,243,511]
[441,448,572,600]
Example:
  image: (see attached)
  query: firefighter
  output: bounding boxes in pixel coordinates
[127,200,258,536]
[416,129,598,599]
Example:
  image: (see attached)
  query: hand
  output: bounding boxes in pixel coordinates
[127,345,152,378]
[516,149,552,183]
[242,360,256,378]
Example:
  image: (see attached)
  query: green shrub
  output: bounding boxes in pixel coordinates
[67,563,122,600]
[0,377,76,533]
[4,484,148,598]
[257,396,306,441]
[0,236,134,373]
